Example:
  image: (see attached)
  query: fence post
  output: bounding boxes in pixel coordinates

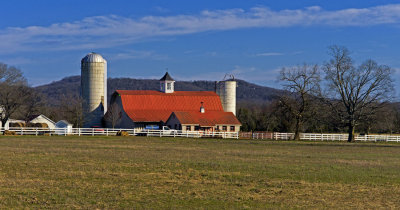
[35,128,38,136]
[92,128,94,136]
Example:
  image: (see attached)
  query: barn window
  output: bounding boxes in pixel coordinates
[186,126,191,131]
[216,126,219,130]
[222,126,227,131]
[230,126,235,131]
[167,83,172,90]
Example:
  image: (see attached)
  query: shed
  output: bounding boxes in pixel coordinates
[56,120,73,134]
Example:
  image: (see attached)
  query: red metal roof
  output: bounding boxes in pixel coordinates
[171,111,241,126]
[116,90,224,122]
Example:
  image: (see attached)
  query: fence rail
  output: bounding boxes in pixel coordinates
[240,131,400,142]
[0,127,239,139]
[3,128,400,142]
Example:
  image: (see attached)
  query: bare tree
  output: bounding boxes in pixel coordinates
[58,94,85,128]
[324,46,394,142]
[279,64,321,140]
[103,103,122,128]
[0,63,29,130]
[16,90,44,123]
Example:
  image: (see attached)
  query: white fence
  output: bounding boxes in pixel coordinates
[0,127,239,139]
[249,132,400,142]
[3,127,400,142]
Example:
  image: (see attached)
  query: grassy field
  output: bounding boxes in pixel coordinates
[0,136,399,209]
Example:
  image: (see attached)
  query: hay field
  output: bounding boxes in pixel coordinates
[0,136,399,208]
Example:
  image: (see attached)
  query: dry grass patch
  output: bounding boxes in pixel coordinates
[0,136,399,208]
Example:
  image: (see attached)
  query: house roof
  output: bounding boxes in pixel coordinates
[160,72,174,81]
[170,111,241,127]
[116,90,224,122]
[56,120,73,126]
[27,114,55,124]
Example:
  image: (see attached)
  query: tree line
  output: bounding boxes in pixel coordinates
[0,46,397,142]
[238,46,396,142]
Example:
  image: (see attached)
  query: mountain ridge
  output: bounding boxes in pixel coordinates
[35,75,285,106]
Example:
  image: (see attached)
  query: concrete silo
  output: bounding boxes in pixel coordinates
[81,52,107,127]
[215,75,237,115]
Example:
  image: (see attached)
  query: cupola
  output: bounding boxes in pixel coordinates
[160,72,175,93]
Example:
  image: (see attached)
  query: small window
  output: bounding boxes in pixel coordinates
[195,126,200,131]
[216,126,219,130]
[222,126,227,131]
[167,83,172,90]
[186,126,191,131]
[230,126,235,132]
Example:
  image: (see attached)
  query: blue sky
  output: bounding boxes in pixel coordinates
[1,0,400,91]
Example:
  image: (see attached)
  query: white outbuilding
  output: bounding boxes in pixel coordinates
[55,120,73,134]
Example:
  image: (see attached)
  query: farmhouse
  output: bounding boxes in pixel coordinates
[104,72,241,131]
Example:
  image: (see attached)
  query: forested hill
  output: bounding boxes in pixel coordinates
[35,75,285,106]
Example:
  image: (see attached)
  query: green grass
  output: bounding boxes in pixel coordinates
[0,136,399,208]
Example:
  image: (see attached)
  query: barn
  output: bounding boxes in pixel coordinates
[104,72,241,131]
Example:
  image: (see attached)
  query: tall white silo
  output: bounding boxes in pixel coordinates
[81,52,107,127]
[216,75,237,115]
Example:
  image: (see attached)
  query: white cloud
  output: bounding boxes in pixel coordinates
[1,4,400,54]
[154,6,170,13]
[206,51,218,56]
[256,52,284,56]
[109,50,168,60]
[175,65,280,85]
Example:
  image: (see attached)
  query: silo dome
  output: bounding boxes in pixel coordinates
[81,52,107,63]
